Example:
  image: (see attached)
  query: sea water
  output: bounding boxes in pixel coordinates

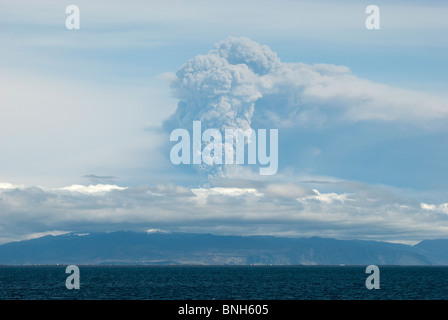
[0,265,447,300]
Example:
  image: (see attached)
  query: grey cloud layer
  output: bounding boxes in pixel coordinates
[1,181,448,244]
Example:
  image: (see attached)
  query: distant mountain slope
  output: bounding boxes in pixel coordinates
[0,231,438,265]
[414,239,448,265]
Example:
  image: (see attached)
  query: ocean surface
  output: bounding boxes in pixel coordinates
[0,265,447,300]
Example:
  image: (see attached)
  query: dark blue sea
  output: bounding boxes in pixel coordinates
[0,266,447,300]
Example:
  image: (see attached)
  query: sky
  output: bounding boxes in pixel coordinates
[1,0,448,245]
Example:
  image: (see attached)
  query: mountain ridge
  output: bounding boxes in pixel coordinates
[0,231,446,265]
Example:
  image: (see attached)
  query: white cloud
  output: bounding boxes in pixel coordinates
[191,187,263,205]
[0,183,23,190]
[23,230,71,241]
[146,228,168,234]
[297,189,353,204]
[192,187,262,197]
[421,202,448,214]
[58,184,127,195]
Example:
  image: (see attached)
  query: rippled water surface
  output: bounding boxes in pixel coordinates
[0,266,447,300]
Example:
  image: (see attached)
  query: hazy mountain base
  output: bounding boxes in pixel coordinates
[0,231,445,265]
